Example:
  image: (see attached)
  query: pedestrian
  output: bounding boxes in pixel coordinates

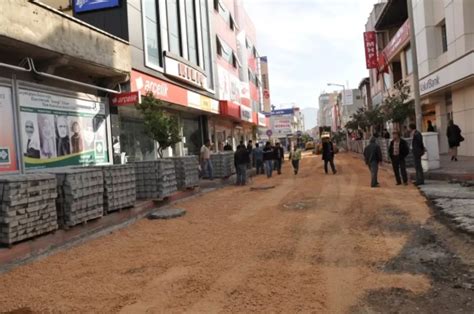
[388,131,409,185]
[409,123,425,186]
[252,143,264,175]
[383,129,390,139]
[446,120,464,162]
[289,145,302,175]
[273,142,284,175]
[402,125,411,138]
[200,139,213,180]
[246,140,253,169]
[427,120,435,132]
[364,137,383,188]
[223,142,233,151]
[263,141,274,178]
[234,145,250,186]
[321,134,337,174]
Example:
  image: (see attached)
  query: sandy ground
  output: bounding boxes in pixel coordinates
[0,153,470,313]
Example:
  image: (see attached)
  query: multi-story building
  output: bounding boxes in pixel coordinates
[358,77,372,110]
[340,89,365,127]
[415,0,474,156]
[317,92,340,131]
[0,0,130,173]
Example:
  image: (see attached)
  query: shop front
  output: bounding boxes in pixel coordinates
[114,70,219,161]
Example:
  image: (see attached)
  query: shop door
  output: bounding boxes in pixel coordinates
[182,117,201,156]
[120,118,155,162]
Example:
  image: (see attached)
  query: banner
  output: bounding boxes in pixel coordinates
[0,86,18,172]
[19,89,109,169]
[260,56,271,113]
[364,31,378,69]
[272,115,293,136]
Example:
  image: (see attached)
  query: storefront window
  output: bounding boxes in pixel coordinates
[120,118,155,162]
[182,117,201,156]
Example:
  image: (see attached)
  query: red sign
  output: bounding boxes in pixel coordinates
[109,91,140,106]
[364,31,378,69]
[383,20,410,61]
[130,70,188,107]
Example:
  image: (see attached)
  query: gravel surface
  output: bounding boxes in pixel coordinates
[0,154,472,313]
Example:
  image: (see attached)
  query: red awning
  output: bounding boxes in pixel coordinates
[219,101,241,119]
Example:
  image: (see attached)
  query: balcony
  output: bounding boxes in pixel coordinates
[0,0,130,84]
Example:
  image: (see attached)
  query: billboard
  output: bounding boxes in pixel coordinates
[270,108,294,116]
[260,56,271,113]
[0,86,18,172]
[19,89,108,169]
[74,0,120,13]
[272,115,293,137]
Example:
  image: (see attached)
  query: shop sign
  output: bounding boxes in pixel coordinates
[217,65,241,103]
[109,91,140,106]
[383,20,410,61]
[240,105,253,122]
[420,76,440,93]
[131,70,187,107]
[164,56,207,90]
[272,115,293,135]
[258,113,266,127]
[343,89,354,106]
[74,0,120,13]
[271,108,294,116]
[18,89,109,169]
[0,86,18,172]
[364,31,378,69]
[260,56,272,112]
[188,91,219,114]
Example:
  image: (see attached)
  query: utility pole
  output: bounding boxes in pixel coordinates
[407,0,423,130]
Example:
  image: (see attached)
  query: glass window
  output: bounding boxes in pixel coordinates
[405,46,413,75]
[218,1,230,23]
[200,0,213,88]
[143,0,161,68]
[441,21,448,53]
[217,36,233,64]
[185,0,198,65]
[167,0,182,56]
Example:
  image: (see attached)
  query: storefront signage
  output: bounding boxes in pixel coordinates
[420,76,440,93]
[383,20,410,61]
[258,113,266,127]
[19,89,109,169]
[164,56,207,90]
[260,56,272,112]
[131,70,187,107]
[74,0,120,13]
[217,65,241,104]
[109,91,140,106]
[240,105,253,122]
[363,31,378,69]
[0,86,18,172]
[272,115,293,136]
[187,91,219,114]
[271,108,294,116]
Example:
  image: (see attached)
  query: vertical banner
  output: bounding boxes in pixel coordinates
[364,31,378,69]
[260,56,271,113]
[0,86,18,172]
[19,89,109,169]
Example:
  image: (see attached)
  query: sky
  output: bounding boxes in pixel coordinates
[245,0,378,114]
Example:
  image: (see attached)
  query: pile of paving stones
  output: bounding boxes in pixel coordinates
[135,160,178,199]
[52,168,104,228]
[0,174,58,245]
[171,156,199,190]
[210,152,235,178]
[96,164,136,214]
[420,180,474,234]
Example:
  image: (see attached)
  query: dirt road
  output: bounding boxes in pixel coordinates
[0,153,473,313]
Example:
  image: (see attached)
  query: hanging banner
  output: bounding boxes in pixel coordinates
[364,31,378,69]
[19,89,109,169]
[0,86,18,172]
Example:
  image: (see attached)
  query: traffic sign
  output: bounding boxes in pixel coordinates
[266,129,273,137]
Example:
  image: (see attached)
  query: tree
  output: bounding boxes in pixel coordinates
[382,80,414,126]
[301,133,313,143]
[135,92,182,158]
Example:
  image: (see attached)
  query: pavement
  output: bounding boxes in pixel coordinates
[1,153,473,312]
[418,154,474,181]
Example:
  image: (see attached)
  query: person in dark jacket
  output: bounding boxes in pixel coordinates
[273,142,284,175]
[234,145,250,185]
[409,123,425,185]
[364,137,383,188]
[252,143,264,175]
[388,131,409,185]
[321,136,337,174]
[223,142,233,151]
[447,120,463,162]
[263,142,274,178]
[427,120,435,132]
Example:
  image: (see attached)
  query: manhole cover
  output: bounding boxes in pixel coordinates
[282,198,317,210]
[148,208,186,220]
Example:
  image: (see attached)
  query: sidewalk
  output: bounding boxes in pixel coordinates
[410,154,474,181]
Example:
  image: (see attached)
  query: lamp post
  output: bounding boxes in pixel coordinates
[327,83,345,130]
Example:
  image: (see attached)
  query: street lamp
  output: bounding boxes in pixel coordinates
[327,83,346,129]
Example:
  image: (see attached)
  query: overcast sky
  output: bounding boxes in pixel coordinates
[245,0,378,111]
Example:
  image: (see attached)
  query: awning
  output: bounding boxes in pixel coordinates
[375,0,408,31]
[219,100,241,119]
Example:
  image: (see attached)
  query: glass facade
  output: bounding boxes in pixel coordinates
[200,0,213,89]
[143,0,161,68]
[167,0,182,56]
[185,0,199,65]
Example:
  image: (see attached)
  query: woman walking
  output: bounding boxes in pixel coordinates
[447,120,463,161]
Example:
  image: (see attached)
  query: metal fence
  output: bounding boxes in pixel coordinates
[347,138,414,167]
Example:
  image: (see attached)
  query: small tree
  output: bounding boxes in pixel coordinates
[135,92,182,158]
[382,80,413,127]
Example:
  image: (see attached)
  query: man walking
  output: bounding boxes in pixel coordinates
[364,137,383,188]
[252,143,264,175]
[200,139,213,180]
[273,142,284,175]
[389,131,409,185]
[409,123,425,186]
[289,146,302,175]
[246,140,253,169]
[263,142,274,178]
[234,145,250,186]
[321,134,337,174]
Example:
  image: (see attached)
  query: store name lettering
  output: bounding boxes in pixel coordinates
[178,63,205,88]
[420,76,440,92]
[144,80,169,97]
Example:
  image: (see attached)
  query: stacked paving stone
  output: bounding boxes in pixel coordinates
[52,168,104,228]
[96,165,136,213]
[210,152,235,178]
[0,174,58,245]
[135,160,178,199]
[172,156,199,190]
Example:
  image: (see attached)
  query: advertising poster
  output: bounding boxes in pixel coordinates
[0,86,18,172]
[272,115,293,137]
[19,89,108,169]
